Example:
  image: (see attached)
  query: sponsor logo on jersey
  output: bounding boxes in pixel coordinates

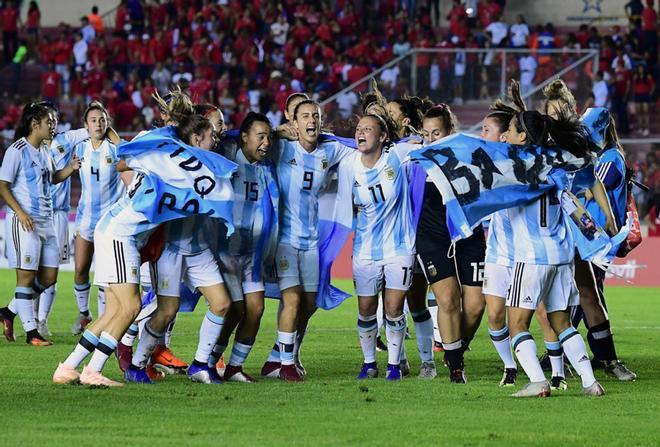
[385,167,395,180]
[522,296,533,303]
[288,158,297,166]
[353,180,360,187]
[279,258,289,271]
[579,355,590,362]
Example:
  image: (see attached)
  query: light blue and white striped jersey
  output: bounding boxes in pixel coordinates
[352,143,416,261]
[94,173,159,246]
[274,139,353,250]
[73,138,126,236]
[164,215,211,255]
[507,190,574,265]
[485,210,515,267]
[50,129,89,211]
[224,149,272,255]
[0,137,55,221]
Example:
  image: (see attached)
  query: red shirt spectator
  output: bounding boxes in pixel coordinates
[85,68,107,99]
[347,61,369,91]
[114,98,139,129]
[110,34,128,65]
[1,5,19,32]
[27,6,40,31]
[478,0,502,27]
[642,1,658,31]
[151,32,170,61]
[53,36,73,65]
[41,68,61,100]
[38,38,56,64]
[115,4,129,31]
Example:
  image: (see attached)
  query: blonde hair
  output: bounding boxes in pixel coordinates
[542,79,577,117]
[152,86,194,125]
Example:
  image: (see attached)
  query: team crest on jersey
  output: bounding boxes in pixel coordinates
[321,157,329,170]
[57,145,65,154]
[105,156,114,165]
[279,258,289,271]
[385,167,395,180]
[161,278,169,290]
[131,266,138,278]
[24,255,32,265]
[426,262,437,278]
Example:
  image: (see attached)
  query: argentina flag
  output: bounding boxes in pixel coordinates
[117,126,238,232]
[409,133,589,241]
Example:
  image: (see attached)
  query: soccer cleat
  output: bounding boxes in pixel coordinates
[260,361,281,378]
[357,362,379,379]
[499,368,518,387]
[375,335,387,352]
[385,363,402,381]
[512,380,551,398]
[208,366,224,384]
[603,361,637,381]
[124,366,154,384]
[449,368,467,384]
[80,366,124,388]
[216,355,226,375]
[26,332,52,346]
[400,358,411,377]
[279,364,304,382]
[433,341,443,353]
[115,342,133,372]
[224,364,256,383]
[404,327,412,340]
[71,313,93,336]
[0,308,16,341]
[53,363,80,384]
[188,363,222,384]
[152,345,189,374]
[146,364,165,381]
[37,320,52,338]
[295,359,307,376]
[582,381,605,396]
[550,376,568,391]
[418,361,437,379]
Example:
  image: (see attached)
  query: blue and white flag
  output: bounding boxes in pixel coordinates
[409,133,589,241]
[118,126,238,231]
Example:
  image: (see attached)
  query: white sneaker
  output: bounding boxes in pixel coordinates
[71,313,93,335]
[583,381,605,396]
[418,361,437,379]
[511,380,551,398]
[604,361,636,381]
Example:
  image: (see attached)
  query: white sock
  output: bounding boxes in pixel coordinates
[15,287,37,332]
[512,332,546,383]
[278,330,296,365]
[64,330,98,368]
[87,331,117,372]
[74,282,91,313]
[545,340,565,378]
[559,327,597,388]
[132,322,164,368]
[229,340,254,367]
[194,311,225,364]
[411,309,434,363]
[164,317,176,347]
[428,293,442,343]
[385,314,406,365]
[8,298,17,314]
[489,326,517,369]
[266,339,280,363]
[120,323,139,346]
[97,287,106,318]
[357,313,378,364]
[38,284,57,323]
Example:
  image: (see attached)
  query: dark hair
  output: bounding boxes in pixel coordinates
[194,103,220,118]
[603,113,625,155]
[285,92,310,111]
[361,114,390,136]
[83,100,109,123]
[240,112,271,135]
[542,79,577,117]
[485,110,513,134]
[361,80,398,141]
[293,99,320,120]
[175,114,212,145]
[37,100,58,114]
[391,96,434,134]
[423,104,459,135]
[515,110,592,157]
[15,103,51,140]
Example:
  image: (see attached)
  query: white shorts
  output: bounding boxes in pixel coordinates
[353,255,415,296]
[4,213,59,270]
[140,263,152,290]
[217,252,265,302]
[53,210,70,263]
[275,243,319,293]
[152,247,223,297]
[482,263,512,299]
[506,263,579,313]
[75,222,95,243]
[93,231,142,287]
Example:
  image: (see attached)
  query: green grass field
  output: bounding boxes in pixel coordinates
[0,270,658,446]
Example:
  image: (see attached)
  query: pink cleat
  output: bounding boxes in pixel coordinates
[52,363,81,385]
[79,366,124,388]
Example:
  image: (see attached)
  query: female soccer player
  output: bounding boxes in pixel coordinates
[58,102,129,335]
[349,114,417,381]
[123,114,233,385]
[0,103,80,346]
[210,112,278,383]
[417,104,486,383]
[544,80,636,381]
[261,99,354,381]
[501,109,604,397]
[479,107,519,387]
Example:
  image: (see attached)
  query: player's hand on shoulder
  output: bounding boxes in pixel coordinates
[276,123,298,141]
